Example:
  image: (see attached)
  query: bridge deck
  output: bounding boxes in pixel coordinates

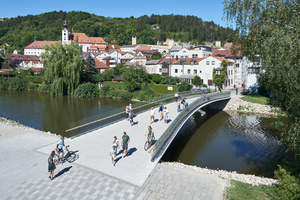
[38,96,199,186]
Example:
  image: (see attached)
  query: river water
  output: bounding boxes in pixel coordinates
[162,110,286,178]
[0,90,285,177]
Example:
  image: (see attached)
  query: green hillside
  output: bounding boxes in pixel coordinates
[0,10,235,54]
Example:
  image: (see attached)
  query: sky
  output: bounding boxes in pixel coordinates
[0,0,233,28]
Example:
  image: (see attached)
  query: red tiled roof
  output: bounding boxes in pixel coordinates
[70,33,106,44]
[25,41,58,49]
[31,67,43,72]
[212,50,231,57]
[94,58,110,69]
[0,69,14,73]
[224,43,233,50]
[10,54,40,61]
[212,56,234,63]
[137,46,152,51]
[107,44,121,50]
[88,45,108,51]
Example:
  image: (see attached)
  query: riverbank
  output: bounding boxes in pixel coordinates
[161,162,278,186]
[225,97,282,115]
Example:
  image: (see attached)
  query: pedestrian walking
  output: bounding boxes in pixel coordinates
[121,132,130,157]
[125,106,129,120]
[163,106,169,123]
[113,136,119,155]
[128,104,132,112]
[129,111,134,126]
[145,126,154,143]
[158,102,164,121]
[181,98,186,110]
[110,146,116,166]
[203,91,206,100]
[177,99,181,112]
[174,92,178,102]
[150,107,155,124]
[48,150,56,180]
[236,87,238,95]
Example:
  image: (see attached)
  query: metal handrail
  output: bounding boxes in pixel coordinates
[150,91,231,162]
[66,90,207,137]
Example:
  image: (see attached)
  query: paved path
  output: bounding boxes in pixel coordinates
[37,97,199,187]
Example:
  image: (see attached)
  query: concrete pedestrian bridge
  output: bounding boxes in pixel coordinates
[38,91,231,186]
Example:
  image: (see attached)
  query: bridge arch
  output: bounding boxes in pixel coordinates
[151,91,231,162]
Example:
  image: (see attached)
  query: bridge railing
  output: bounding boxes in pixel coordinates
[66,90,206,138]
[151,91,231,162]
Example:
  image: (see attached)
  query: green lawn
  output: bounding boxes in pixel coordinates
[241,93,269,105]
[225,180,279,200]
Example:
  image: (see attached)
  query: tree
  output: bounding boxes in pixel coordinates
[212,60,228,88]
[41,42,84,96]
[113,63,125,76]
[192,75,202,86]
[152,52,162,60]
[83,52,97,82]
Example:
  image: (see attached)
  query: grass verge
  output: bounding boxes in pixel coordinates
[241,93,269,105]
[225,180,279,200]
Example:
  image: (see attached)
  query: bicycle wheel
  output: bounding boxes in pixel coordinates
[65,151,76,162]
[144,141,149,151]
[53,154,61,165]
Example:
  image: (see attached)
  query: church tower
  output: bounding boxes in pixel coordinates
[62,21,71,44]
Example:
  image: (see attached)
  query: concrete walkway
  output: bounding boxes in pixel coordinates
[37,97,199,187]
[0,93,230,199]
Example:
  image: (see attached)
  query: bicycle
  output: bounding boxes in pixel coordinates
[54,145,76,164]
[144,135,155,151]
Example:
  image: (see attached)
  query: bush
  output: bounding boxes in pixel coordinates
[202,84,207,88]
[160,76,180,85]
[38,81,51,92]
[74,83,98,98]
[104,81,126,90]
[117,90,132,100]
[89,74,105,84]
[274,165,300,199]
[177,80,192,92]
[27,84,39,90]
[0,78,9,89]
[141,83,177,94]
[152,74,163,84]
[8,79,28,91]
[24,76,45,84]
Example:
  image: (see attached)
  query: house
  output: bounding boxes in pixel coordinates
[10,54,40,66]
[120,52,134,64]
[113,76,123,82]
[94,57,111,73]
[145,60,161,74]
[189,46,212,58]
[131,52,147,66]
[24,41,58,56]
[87,45,108,53]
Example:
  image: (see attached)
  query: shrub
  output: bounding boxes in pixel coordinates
[274,165,300,199]
[0,78,9,89]
[89,74,105,84]
[23,76,45,84]
[104,81,126,90]
[74,83,98,98]
[177,80,192,92]
[117,91,132,100]
[202,84,207,88]
[38,81,50,91]
[8,79,28,91]
[141,83,177,94]
[152,74,163,84]
[160,76,180,85]
[27,84,39,90]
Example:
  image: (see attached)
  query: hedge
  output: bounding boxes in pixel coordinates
[23,76,45,84]
[103,81,126,90]
[141,83,177,94]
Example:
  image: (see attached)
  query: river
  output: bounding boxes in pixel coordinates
[0,90,285,177]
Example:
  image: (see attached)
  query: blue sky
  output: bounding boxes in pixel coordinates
[1,0,231,28]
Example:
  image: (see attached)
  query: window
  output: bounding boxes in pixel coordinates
[231,79,233,84]
[162,68,168,73]
[231,70,233,75]
[187,69,191,74]
[159,68,162,72]
[64,33,66,36]
[183,51,186,53]
[175,69,178,73]
[212,61,215,65]
[191,61,194,65]
[194,70,197,74]
[151,68,154,72]
[236,64,239,68]
[206,61,209,65]
[228,70,230,75]
[147,68,149,72]
[192,54,198,58]
[200,70,202,73]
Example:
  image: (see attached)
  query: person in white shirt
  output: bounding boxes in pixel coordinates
[174,92,178,102]
[113,136,119,155]
[163,106,169,123]
[150,107,155,124]
[110,146,116,166]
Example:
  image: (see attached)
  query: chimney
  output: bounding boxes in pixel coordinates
[132,37,137,45]
[34,37,36,41]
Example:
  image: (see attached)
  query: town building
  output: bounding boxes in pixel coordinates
[24,41,58,56]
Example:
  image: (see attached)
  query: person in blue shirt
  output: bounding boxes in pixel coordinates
[56,136,65,159]
[158,102,164,121]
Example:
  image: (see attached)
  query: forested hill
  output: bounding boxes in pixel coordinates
[0,10,235,53]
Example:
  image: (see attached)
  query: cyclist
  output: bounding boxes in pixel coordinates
[145,126,154,144]
[56,136,65,159]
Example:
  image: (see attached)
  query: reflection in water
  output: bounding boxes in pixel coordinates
[0,90,132,136]
[162,111,286,178]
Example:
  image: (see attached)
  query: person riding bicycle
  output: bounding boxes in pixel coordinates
[56,136,65,159]
[145,126,154,143]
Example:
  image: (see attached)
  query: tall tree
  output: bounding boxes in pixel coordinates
[41,42,84,96]
[83,52,97,81]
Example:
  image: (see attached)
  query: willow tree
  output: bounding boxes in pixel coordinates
[41,42,83,96]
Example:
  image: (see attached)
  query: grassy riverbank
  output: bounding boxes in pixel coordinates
[225,180,279,200]
[241,93,269,105]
